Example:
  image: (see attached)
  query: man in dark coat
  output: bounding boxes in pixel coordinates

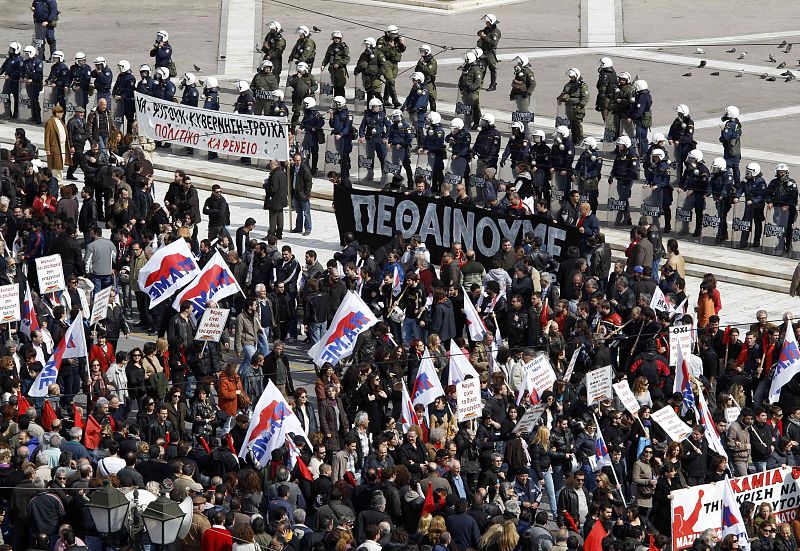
[445,498,481,550]
[291,153,313,235]
[264,160,288,239]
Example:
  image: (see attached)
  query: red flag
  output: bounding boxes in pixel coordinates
[41,400,57,431]
[286,437,313,481]
[421,482,436,517]
[17,394,31,419]
[563,510,579,533]
[108,415,116,432]
[225,433,236,454]
[199,436,212,454]
[84,415,102,450]
[722,325,733,346]
[584,520,608,551]
[540,298,549,330]
[649,534,658,551]
[72,404,85,430]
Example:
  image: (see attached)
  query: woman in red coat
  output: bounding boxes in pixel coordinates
[217,363,245,417]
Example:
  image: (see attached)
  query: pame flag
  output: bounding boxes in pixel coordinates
[138,239,200,307]
[400,380,419,433]
[411,350,445,414]
[30,312,87,397]
[447,339,480,387]
[172,251,241,321]
[673,344,697,420]
[239,381,310,468]
[21,282,40,339]
[308,291,378,366]
[769,324,800,403]
[721,477,751,551]
[462,288,487,341]
[593,413,612,469]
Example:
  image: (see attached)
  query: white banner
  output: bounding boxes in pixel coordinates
[35,255,65,294]
[671,468,800,550]
[586,365,613,405]
[135,92,290,161]
[90,287,112,325]
[564,348,580,382]
[651,405,692,442]
[513,403,547,434]
[456,377,482,422]
[669,325,694,367]
[195,308,230,342]
[0,284,20,323]
[612,380,641,415]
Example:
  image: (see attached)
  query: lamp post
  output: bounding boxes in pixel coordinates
[141,494,185,550]
[86,482,131,550]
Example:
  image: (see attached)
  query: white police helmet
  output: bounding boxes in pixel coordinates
[464,51,477,64]
[385,24,399,36]
[302,97,316,109]
[555,125,570,138]
[419,45,431,56]
[23,46,37,59]
[268,21,282,33]
[139,64,151,75]
[651,149,665,160]
[599,57,613,68]
[391,109,403,120]
[297,26,310,37]
[363,37,376,48]
[272,89,284,101]
[426,111,441,125]
[8,42,21,55]
[513,55,529,66]
[118,60,130,73]
[745,163,761,178]
[616,136,632,148]
[182,72,196,86]
[450,118,464,131]
[204,76,218,89]
[582,137,597,149]
[156,30,169,42]
[725,105,740,119]
[411,72,424,83]
[633,80,648,92]
[368,98,383,111]
[567,67,581,79]
[94,56,106,67]
[260,59,274,70]
[531,129,545,142]
[156,67,170,80]
[52,50,64,62]
[675,104,690,116]
[687,149,703,163]
[776,163,790,175]
[482,14,497,24]
[75,51,86,61]
[711,157,726,172]
[510,121,525,133]
[235,80,249,93]
[480,113,495,126]
[332,96,346,109]
[653,133,666,144]
[618,72,631,82]
[331,31,343,39]
[296,62,309,74]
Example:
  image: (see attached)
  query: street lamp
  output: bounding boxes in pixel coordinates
[87,482,131,534]
[141,494,185,548]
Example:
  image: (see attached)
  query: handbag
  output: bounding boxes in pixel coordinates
[168,59,178,78]
[389,304,405,324]
[638,483,655,497]
[237,392,251,410]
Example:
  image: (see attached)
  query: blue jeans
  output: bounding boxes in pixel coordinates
[92,274,113,290]
[402,318,423,345]
[293,198,312,231]
[258,328,271,356]
[240,344,256,370]
[309,322,326,345]
[97,132,109,154]
[540,469,557,517]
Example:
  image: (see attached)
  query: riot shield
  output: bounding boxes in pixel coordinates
[606,180,635,227]
[414,151,434,183]
[41,86,59,112]
[358,140,376,183]
[512,110,534,138]
[17,86,32,121]
[550,169,572,216]
[733,202,754,249]
[763,207,789,256]
[715,198,735,247]
[602,117,616,157]
[318,70,334,105]
[323,133,342,176]
[498,162,515,192]
[674,191,694,236]
[640,186,663,222]
[382,145,405,187]
[456,95,474,132]
[701,198,721,245]
[555,101,570,130]
[32,28,46,60]
[444,156,467,190]
[0,80,12,118]
[791,222,800,260]
[109,97,125,129]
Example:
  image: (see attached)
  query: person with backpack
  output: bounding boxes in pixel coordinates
[628,340,670,401]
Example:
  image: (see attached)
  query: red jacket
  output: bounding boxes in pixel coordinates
[201,526,232,551]
[89,342,115,373]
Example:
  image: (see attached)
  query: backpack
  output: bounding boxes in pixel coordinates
[637,355,660,385]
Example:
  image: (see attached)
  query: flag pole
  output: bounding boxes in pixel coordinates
[593,413,627,508]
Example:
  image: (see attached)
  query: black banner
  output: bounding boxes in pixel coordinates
[333,187,581,265]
